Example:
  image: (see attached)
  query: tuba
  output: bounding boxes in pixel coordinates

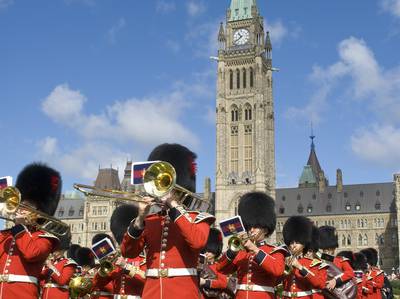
[0,186,70,238]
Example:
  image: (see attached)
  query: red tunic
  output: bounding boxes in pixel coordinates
[217,242,285,299]
[354,270,371,299]
[333,256,355,284]
[367,267,384,299]
[0,225,59,299]
[92,256,146,297]
[120,207,214,299]
[282,257,327,299]
[310,260,329,299]
[40,257,77,299]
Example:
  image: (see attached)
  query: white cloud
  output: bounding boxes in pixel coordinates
[381,0,400,18]
[186,0,206,17]
[42,84,86,124]
[41,84,198,146]
[185,20,220,57]
[37,137,59,156]
[106,18,126,44]
[265,20,288,46]
[286,36,400,166]
[264,20,301,47]
[156,0,176,14]
[0,0,13,9]
[37,138,129,181]
[351,125,400,166]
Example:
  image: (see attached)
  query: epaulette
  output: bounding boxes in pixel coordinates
[65,258,78,266]
[193,212,215,224]
[310,259,322,267]
[270,245,290,257]
[319,262,330,269]
[376,270,384,276]
[339,256,350,262]
[38,232,59,240]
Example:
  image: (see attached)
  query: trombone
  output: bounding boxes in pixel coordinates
[74,161,211,212]
[0,186,70,238]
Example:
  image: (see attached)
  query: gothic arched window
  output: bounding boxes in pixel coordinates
[297,204,303,214]
[250,67,254,87]
[231,105,239,122]
[347,234,351,245]
[363,234,368,246]
[358,234,363,246]
[229,70,233,90]
[244,104,252,121]
[236,69,240,89]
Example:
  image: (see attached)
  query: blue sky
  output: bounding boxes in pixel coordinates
[1,0,400,195]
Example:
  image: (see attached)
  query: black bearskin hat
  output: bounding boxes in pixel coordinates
[15,162,62,216]
[91,233,115,248]
[238,191,276,236]
[283,216,313,248]
[337,251,355,265]
[67,244,81,260]
[147,143,197,193]
[76,247,95,268]
[360,248,378,266]
[58,231,72,251]
[353,252,368,271]
[309,225,320,252]
[318,226,338,249]
[203,228,223,258]
[110,204,139,244]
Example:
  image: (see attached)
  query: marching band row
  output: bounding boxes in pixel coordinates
[0,143,388,299]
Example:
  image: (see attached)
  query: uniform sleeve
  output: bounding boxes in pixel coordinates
[253,249,285,277]
[120,221,147,258]
[51,264,77,286]
[168,207,211,250]
[12,226,57,262]
[207,264,228,289]
[215,250,240,274]
[337,260,355,285]
[294,260,326,289]
[92,267,122,290]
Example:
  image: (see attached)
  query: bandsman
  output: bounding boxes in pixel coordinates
[120,143,215,299]
[0,163,62,299]
[217,191,286,299]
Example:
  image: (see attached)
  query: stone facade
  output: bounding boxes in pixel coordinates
[215,1,276,225]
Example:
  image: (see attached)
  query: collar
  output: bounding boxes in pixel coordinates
[320,252,334,262]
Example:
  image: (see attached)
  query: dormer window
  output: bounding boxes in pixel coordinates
[326,203,332,212]
[355,202,361,211]
[307,204,313,213]
[375,201,381,210]
[345,202,351,211]
[68,207,74,217]
[297,204,303,214]
[279,206,285,214]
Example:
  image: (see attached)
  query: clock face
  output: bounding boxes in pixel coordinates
[233,29,250,45]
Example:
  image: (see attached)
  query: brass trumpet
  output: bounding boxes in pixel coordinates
[227,233,251,252]
[0,186,70,238]
[69,276,93,299]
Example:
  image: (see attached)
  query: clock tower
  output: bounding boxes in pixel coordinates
[215,0,276,224]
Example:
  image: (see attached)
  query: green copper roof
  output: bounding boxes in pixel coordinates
[229,0,257,21]
[299,165,317,186]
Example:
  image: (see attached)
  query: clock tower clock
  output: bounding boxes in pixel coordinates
[214,0,276,226]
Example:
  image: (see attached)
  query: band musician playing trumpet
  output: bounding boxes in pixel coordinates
[0,163,62,299]
[120,143,215,299]
[40,234,78,299]
[217,192,286,299]
[92,204,146,299]
[281,216,326,299]
[198,228,234,299]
